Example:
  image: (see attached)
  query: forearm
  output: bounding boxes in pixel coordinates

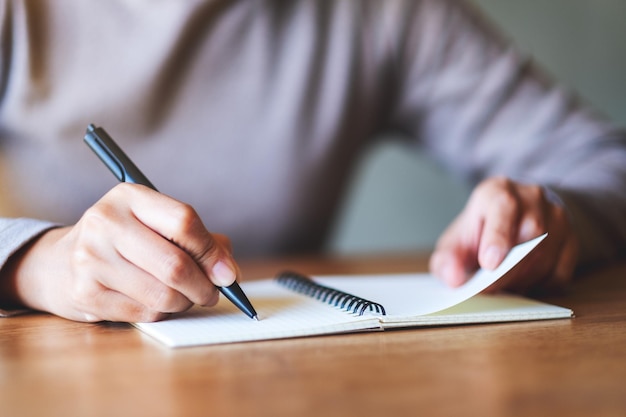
[387,0,626,266]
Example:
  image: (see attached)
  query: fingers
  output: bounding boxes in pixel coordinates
[430,177,524,286]
[115,184,239,287]
[72,252,219,322]
[62,184,235,322]
[9,183,236,323]
[109,214,219,306]
[71,286,171,323]
[429,217,480,287]
[95,256,195,314]
[431,177,580,293]
[477,179,519,270]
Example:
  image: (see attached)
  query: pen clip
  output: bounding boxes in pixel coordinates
[84,124,157,189]
[84,124,126,182]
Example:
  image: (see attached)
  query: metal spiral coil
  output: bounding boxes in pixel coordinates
[277,271,386,316]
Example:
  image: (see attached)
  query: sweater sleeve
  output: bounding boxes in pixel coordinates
[0,218,58,316]
[386,0,626,265]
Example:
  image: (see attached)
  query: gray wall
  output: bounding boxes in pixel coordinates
[329,0,626,254]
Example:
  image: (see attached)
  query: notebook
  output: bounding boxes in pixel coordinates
[135,234,573,347]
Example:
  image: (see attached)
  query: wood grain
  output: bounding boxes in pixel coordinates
[1,255,624,417]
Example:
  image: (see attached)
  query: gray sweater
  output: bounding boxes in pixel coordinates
[1,0,625,276]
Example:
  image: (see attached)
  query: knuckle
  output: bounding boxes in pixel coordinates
[471,176,514,207]
[482,176,510,191]
[79,204,119,238]
[491,190,517,210]
[109,182,135,198]
[490,175,510,187]
[525,184,544,200]
[71,244,97,268]
[169,203,201,233]
[160,252,190,285]
[81,206,109,230]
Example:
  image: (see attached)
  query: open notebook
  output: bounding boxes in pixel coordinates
[135,234,573,347]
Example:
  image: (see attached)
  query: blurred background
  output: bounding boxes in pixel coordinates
[329,0,626,255]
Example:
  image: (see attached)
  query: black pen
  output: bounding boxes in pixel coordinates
[84,124,258,321]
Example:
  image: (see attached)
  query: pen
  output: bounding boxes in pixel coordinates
[84,124,258,321]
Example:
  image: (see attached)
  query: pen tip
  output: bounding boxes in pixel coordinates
[253,315,259,321]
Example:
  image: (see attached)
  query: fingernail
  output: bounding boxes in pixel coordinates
[483,246,505,270]
[212,261,236,286]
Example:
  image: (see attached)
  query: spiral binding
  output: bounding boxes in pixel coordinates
[276,271,386,316]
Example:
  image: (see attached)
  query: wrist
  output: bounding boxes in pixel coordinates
[0,227,68,313]
[0,238,38,310]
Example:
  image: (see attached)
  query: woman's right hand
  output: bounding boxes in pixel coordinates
[3,183,239,322]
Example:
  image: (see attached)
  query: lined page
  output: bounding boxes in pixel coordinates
[135,280,380,347]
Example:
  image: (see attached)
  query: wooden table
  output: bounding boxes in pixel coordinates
[1,254,625,417]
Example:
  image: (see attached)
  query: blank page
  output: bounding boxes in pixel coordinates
[315,234,550,317]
